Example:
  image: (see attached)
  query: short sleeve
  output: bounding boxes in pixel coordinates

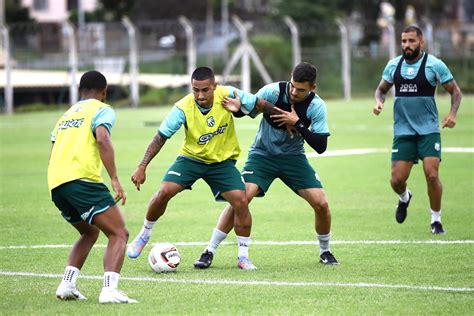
[307,98,330,135]
[433,58,454,85]
[92,107,115,135]
[158,106,186,139]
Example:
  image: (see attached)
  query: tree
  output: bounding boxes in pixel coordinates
[5,0,33,24]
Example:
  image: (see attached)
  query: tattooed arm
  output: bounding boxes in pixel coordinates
[441,79,462,128]
[374,79,393,115]
[131,133,167,191]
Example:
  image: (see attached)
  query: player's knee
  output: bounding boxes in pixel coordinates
[121,228,130,242]
[390,176,404,188]
[425,172,440,185]
[83,227,100,242]
[156,187,175,201]
[313,200,329,215]
[109,227,129,243]
[230,195,249,213]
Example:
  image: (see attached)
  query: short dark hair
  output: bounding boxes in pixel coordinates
[79,70,107,92]
[191,67,215,82]
[402,25,423,38]
[292,62,317,85]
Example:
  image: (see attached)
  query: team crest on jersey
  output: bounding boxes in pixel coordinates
[407,67,415,75]
[434,142,441,151]
[206,116,215,127]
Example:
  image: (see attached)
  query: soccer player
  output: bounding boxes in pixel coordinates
[48,71,137,303]
[373,25,462,234]
[127,67,280,270]
[194,62,339,269]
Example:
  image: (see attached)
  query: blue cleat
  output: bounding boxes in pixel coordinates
[127,235,149,259]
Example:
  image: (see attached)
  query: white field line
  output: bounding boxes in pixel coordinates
[0,271,472,293]
[306,147,474,158]
[1,240,473,250]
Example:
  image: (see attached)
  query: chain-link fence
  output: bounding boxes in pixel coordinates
[1,17,473,111]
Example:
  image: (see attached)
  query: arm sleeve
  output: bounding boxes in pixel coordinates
[158,105,186,139]
[92,107,115,135]
[294,120,328,154]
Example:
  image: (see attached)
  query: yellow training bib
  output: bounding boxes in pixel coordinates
[175,86,240,164]
[48,99,110,191]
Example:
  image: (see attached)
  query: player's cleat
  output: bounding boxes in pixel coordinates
[56,284,87,301]
[237,256,257,270]
[319,251,339,265]
[127,235,149,259]
[431,221,445,234]
[99,288,138,304]
[395,191,412,224]
[194,249,214,269]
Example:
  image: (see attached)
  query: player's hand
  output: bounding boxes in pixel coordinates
[131,165,146,191]
[442,113,456,128]
[222,93,242,113]
[373,102,384,115]
[285,124,299,138]
[271,104,299,126]
[111,177,126,205]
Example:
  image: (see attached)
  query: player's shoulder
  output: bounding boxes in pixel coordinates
[257,82,282,98]
[426,53,446,68]
[308,94,327,116]
[310,93,326,108]
[387,55,403,67]
[215,85,230,96]
[175,93,194,109]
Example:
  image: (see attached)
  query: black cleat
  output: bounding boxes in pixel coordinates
[319,251,339,265]
[431,221,445,234]
[395,191,412,224]
[194,250,214,269]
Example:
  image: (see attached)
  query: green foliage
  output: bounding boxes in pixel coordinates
[139,86,188,106]
[250,34,293,87]
[5,0,34,23]
[271,0,343,23]
[68,0,135,23]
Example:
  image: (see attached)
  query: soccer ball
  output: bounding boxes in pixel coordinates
[148,242,181,273]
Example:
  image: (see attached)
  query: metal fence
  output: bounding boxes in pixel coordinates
[1,16,473,113]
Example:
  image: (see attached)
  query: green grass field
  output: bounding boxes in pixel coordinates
[0,96,473,314]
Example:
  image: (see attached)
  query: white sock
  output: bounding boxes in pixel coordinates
[317,233,331,254]
[399,190,410,203]
[61,266,80,287]
[236,235,250,258]
[206,228,228,254]
[431,209,441,223]
[103,271,120,290]
[139,219,156,239]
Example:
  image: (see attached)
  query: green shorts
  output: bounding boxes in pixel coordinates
[242,153,323,197]
[392,133,441,163]
[163,156,245,201]
[51,180,116,224]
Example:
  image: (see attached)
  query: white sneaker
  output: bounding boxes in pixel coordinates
[99,287,138,304]
[237,256,257,270]
[56,284,87,300]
